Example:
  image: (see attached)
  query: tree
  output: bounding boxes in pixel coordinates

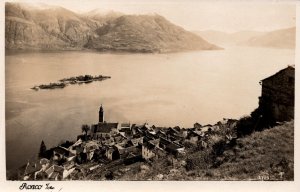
[105,171,114,180]
[38,140,47,158]
[236,116,256,137]
[81,124,90,136]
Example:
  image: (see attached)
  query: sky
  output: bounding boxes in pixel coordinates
[6,0,297,33]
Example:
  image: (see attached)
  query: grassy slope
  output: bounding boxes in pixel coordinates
[148,121,294,181]
[112,121,294,181]
[203,121,294,180]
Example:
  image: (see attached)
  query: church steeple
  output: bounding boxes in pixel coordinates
[99,104,104,123]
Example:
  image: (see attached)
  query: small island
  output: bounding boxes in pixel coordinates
[31,75,111,90]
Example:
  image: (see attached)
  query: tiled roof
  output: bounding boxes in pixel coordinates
[143,142,156,150]
[194,131,204,136]
[121,123,130,127]
[49,172,59,180]
[53,165,64,172]
[45,166,53,176]
[167,128,179,135]
[53,146,69,155]
[166,142,184,151]
[157,130,166,136]
[149,139,160,146]
[45,165,64,176]
[188,130,203,137]
[119,128,131,133]
[261,65,295,82]
[159,137,172,145]
[94,122,119,133]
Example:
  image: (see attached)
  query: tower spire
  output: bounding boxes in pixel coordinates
[99,104,104,123]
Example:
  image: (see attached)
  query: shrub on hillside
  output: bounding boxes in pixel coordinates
[236,116,275,138]
[236,116,257,137]
[185,150,212,171]
[212,139,227,156]
[236,107,280,138]
[183,141,197,151]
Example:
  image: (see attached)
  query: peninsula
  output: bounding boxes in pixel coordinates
[31,75,111,90]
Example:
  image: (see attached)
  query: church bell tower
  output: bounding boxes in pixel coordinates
[99,104,104,123]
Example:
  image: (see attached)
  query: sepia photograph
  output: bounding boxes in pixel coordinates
[2,0,298,185]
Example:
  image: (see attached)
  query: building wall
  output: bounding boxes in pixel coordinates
[142,146,156,160]
[189,136,198,144]
[106,149,120,160]
[119,146,138,155]
[260,67,295,122]
[94,132,111,139]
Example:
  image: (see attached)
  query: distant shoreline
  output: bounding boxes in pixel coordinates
[5,47,224,55]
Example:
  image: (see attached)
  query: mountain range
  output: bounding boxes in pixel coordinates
[5,3,220,53]
[195,27,296,49]
[243,27,295,49]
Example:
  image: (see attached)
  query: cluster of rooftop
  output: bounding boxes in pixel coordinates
[22,104,237,180]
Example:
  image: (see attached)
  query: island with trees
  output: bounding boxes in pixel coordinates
[31,75,111,90]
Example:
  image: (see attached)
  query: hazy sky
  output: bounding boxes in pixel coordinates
[8,0,296,32]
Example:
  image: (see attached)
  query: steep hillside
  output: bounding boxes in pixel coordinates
[120,121,294,180]
[5,2,100,50]
[243,27,296,49]
[5,3,220,53]
[213,121,294,180]
[85,15,220,53]
[185,121,294,180]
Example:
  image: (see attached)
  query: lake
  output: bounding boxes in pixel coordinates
[5,46,295,170]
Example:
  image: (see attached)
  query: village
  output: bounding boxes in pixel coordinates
[21,101,239,180]
[20,65,294,181]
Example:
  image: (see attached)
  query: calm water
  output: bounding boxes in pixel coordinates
[5,47,295,170]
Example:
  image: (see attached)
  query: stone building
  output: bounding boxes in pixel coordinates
[259,65,295,123]
[90,105,120,139]
[91,122,119,139]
